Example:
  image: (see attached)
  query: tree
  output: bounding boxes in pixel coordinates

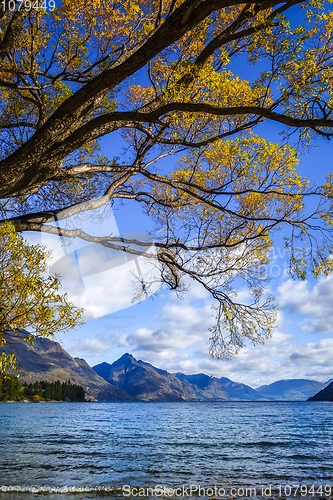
[0,373,24,401]
[0,221,83,373]
[0,0,333,357]
[22,379,86,401]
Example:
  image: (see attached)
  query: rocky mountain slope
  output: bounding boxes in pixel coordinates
[93,354,202,401]
[3,337,132,401]
[308,381,333,401]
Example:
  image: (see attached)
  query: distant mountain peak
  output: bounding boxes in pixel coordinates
[120,353,135,360]
[112,353,138,367]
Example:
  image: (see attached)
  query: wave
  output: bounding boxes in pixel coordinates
[0,485,118,494]
[236,441,289,447]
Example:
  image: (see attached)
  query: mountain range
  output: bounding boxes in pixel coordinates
[4,336,332,401]
[93,354,331,401]
[93,354,270,401]
[256,379,326,401]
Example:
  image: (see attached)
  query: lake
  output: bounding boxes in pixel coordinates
[0,402,332,500]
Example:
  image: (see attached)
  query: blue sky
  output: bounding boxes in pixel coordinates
[24,130,333,389]
[24,3,333,388]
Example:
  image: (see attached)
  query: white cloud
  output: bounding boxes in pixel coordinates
[193,334,333,386]
[287,338,333,367]
[278,276,333,333]
[67,337,113,357]
[126,302,213,352]
[59,282,333,386]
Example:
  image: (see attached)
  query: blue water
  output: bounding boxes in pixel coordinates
[0,402,332,499]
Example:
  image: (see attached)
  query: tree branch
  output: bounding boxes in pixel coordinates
[0,7,30,63]
[145,102,333,130]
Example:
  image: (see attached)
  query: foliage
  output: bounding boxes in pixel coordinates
[0,221,83,373]
[0,0,333,356]
[0,373,24,401]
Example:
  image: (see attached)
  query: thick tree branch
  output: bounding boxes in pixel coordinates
[144,102,333,130]
[0,7,30,63]
[0,0,288,197]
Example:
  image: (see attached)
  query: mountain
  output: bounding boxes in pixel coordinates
[4,338,331,402]
[308,381,333,401]
[93,354,202,401]
[256,379,325,401]
[3,336,132,401]
[93,354,269,401]
[175,372,270,401]
[325,378,333,386]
